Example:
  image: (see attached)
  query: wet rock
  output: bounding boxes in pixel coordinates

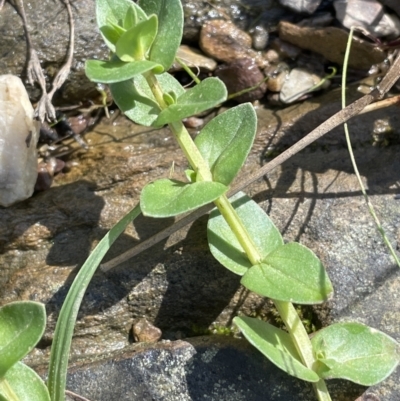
[270,38,303,60]
[170,45,217,73]
[334,0,400,38]
[199,20,265,67]
[265,63,289,92]
[133,318,162,343]
[42,336,364,401]
[214,58,267,103]
[35,158,66,192]
[279,68,324,103]
[0,0,108,105]
[182,0,289,44]
[279,0,323,14]
[279,21,386,69]
[250,25,269,50]
[297,12,335,27]
[0,75,40,207]
[1,86,400,398]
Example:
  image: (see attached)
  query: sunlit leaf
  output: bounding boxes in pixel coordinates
[116,15,158,61]
[110,73,184,126]
[141,179,227,217]
[85,59,163,83]
[123,4,138,29]
[0,302,46,378]
[312,322,400,385]
[0,362,50,401]
[96,0,148,52]
[241,243,333,303]
[154,78,227,126]
[208,192,283,275]
[234,316,319,382]
[195,103,257,186]
[139,0,184,69]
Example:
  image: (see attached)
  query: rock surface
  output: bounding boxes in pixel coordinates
[214,58,267,102]
[199,20,264,67]
[51,336,364,401]
[334,0,400,38]
[0,0,108,105]
[278,21,386,69]
[279,0,322,14]
[279,67,323,103]
[0,75,39,207]
[0,87,398,401]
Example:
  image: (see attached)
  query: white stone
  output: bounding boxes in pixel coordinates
[334,0,400,38]
[0,75,39,207]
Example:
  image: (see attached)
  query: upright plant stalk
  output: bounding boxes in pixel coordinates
[84,2,400,400]
[144,69,331,401]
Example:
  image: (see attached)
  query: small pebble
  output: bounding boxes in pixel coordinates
[132,318,162,343]
[250,25,269,50]
[334,0,400,38]
[279,0,322,14]
[215,58,267,103]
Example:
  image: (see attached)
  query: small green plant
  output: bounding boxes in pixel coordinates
[82,0,400,400]
[0,301,50,401]
[5,1,398,401]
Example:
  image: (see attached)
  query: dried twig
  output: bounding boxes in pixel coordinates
[65,390,93,401]
[37,0,75,121]
[101,51,400,272]
[13,0,48,105]
[13,0,75,121]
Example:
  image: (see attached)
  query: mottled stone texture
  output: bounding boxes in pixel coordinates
[0,75,39,207]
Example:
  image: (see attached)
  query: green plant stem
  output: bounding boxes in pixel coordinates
[146,70,331,401]
[175,57,201,84]
[274,302,331,401]
[143,72,212,181]
[213,194,261,266]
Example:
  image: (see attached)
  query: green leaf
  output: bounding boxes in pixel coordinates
[208,192,283,275]
[139,0,184,69]
[312,322,400,386]
[241,242,333,303]
[85,59,163,83]
[99,25,125,47]
[47,205,142,401]
[116,14,158,62]
[0,301,46,378]
[141,179,227,217]
[123,4,138,29]
[0,362,50,401]
[195,103,257,186]
[154,78,227,126]
[110,73,185,126]
[96,0,148,52]
[234,316,319,382]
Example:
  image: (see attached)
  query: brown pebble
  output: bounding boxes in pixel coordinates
[200,20,264,67]
[215,58,267,103]
[132,318,162,343]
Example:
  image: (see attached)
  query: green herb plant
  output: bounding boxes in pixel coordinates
[82,0,400,400]
[4,0,398,400]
